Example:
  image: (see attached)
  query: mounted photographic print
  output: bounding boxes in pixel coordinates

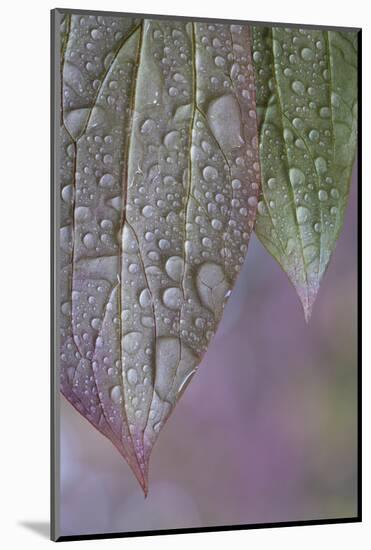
[51,7,361,541]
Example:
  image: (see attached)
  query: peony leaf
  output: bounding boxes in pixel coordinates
[252,27,358,321]
[58,15,260,493]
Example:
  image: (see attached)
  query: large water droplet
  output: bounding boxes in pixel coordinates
[83,232,96,249]
[296,206,310,224]
[163,287,183,310]
[292,80,305,94]
[127,368,138,385]
[99,173,114,188]
[165,256,184,282]
[315,157,327,175]
[110,385,122,404]
[207,95,243,151]
[202,165,218,182]
[139,289,151,308]
[123,332,142,354]
[289,167,305,186]
[308,129,320,142]
[301,47,314,61]
[318,189,328,202]
[142,205,154,218]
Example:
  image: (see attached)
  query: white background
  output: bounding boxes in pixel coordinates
[0,0,368,547]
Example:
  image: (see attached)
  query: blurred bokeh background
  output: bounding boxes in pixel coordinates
[59,167,358,537]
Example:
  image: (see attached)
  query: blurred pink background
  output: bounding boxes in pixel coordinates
[60,167,358,537]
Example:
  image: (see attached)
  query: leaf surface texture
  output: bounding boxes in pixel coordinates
[59,14,260,491]
[252,27,357,320]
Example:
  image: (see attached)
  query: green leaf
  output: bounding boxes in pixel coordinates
[252,26,357,321]
[59,15,260,492]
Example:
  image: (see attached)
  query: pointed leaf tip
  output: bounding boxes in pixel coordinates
[295,280,320,324]
[59,17,260,491]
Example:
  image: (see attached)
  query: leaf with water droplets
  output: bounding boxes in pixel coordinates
[58,13,260,493]
[252,27,358,320]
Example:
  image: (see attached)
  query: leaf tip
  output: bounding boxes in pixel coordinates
[296,280,320,324]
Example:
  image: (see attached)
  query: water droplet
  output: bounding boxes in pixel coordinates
[283,128,294,142]
[163,287,183,310]
[142,205,154,218]
[214,56,225,67]
[123,332,142,354]
[140,118,156,134]
[289,167,305,186]
[202,237,212,248]
[91,28,102,40]
[164,130,180,150]
[61,301,71,315]
[83,232,96,249]
[139,289,151,308]
[318,189,328,202]
[296,206,310,224]
[323,69,330,81]
[207,95,244,151]
[61,185,73,202]
[110,385,122,404]
[331,93,340,108]
[257,201,267,216]
[292,80,305,94]
[203,165,218,182]
[165,256,184,282]
[168,86,178,97]
[319,107,330,118]
[173,72,185,82]
[91,318,102,330]
[286,238,295,254]
[267,177,277,190]
[309,129,319,142]
[253,51,262,63]
[315,157,327,175]
[301,47,314,61]
[159,238,170,250]
[127,368,138,385]
[211,219,222,230]
[99,173,114,187]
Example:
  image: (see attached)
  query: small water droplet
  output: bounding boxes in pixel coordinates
[319,107,330,118]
